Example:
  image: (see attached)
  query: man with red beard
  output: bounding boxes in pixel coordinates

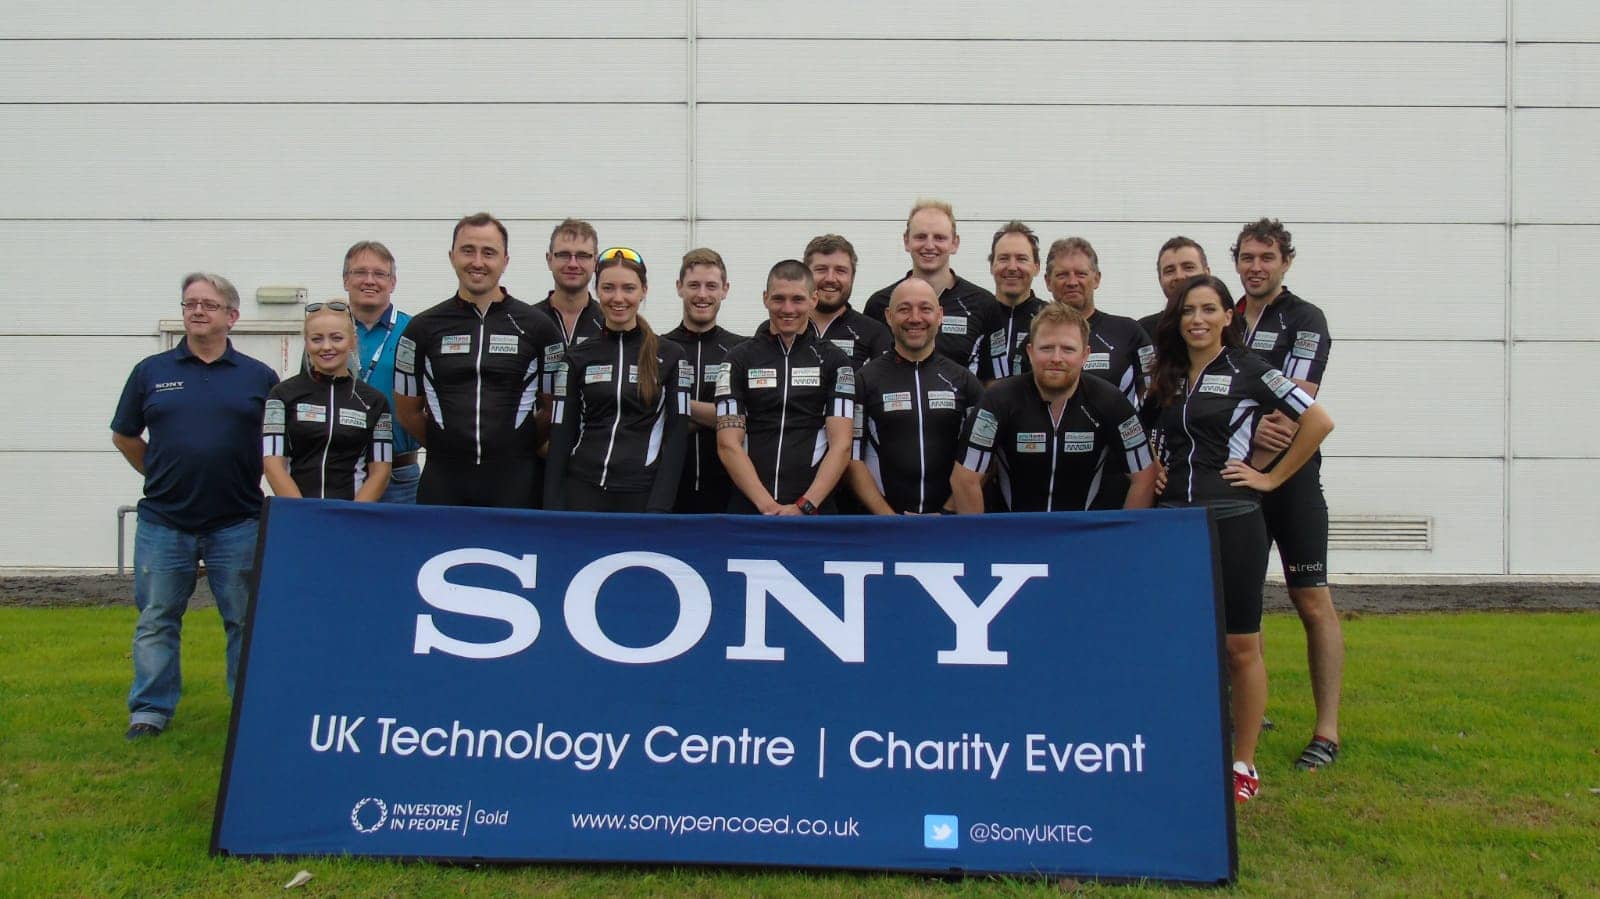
[951,303,1156,514]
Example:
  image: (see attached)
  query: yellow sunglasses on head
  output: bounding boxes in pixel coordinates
[598,246,644,265]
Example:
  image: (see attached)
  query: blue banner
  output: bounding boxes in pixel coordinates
[213,500,1234,884]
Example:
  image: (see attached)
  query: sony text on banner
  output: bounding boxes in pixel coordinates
[212,501,1235,883]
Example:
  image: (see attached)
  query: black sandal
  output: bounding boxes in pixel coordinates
[1294,735,1339,770]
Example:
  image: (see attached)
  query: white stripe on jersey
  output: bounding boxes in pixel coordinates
[645,410,666,466]
[1284,385,1314,415]
[262,435,284,456]
[863,440,885,492]
[811,427,828,466]
[423,358,444,426]
[1227,399,1260,460]
[514,357,539,428]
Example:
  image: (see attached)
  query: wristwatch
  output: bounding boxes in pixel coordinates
[796,495,819,516]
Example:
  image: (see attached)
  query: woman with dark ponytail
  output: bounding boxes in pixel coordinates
[544,247,689,512]
[1144,274,1335,805]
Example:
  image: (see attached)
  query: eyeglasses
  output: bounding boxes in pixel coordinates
[305,301,352,315]
[345,268,393,280]
[180,299,227,312]
[599,247,644,265]
[550,251,595,264]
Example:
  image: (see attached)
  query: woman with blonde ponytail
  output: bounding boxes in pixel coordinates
[544,247,689,512]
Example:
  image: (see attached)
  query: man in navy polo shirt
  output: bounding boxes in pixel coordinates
[111,272,279,740]
[344,240,420,502]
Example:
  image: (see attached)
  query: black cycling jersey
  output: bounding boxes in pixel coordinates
[1235,286,1331,386]
[663,323,745,513]
[864,272,1004,373]
[715,324,855,506]
[959,373,1152,512]
[854,350,984,513]
[545,325,689,512]
[263,371,393,500]
[1142,348,1316,508]
[395,293,562,463]
[810,305,892,371]
[1084,309,1156,406]
[536,293,606,395]
[977,293,1048,382]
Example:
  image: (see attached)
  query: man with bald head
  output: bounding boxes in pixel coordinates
[849,277,983,514]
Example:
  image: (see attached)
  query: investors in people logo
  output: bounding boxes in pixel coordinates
[923,814,959,849]
[350,797,388,834]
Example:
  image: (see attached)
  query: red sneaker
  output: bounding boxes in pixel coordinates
[1233,761,1260,803]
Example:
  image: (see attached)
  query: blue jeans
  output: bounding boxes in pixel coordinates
[381,461,421,504]
[127,517,257,729]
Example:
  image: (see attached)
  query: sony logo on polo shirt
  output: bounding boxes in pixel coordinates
[153,380,185,392]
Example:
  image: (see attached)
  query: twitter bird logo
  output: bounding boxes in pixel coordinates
[924,814,959,849]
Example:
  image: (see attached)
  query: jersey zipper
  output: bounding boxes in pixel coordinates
[473,309,486,465]
[913,364,927,512]
[1044,396,1063,512]
[692,339,704,490]
[774,338,792,499]
[599,333,625,487]
[317,379,336,499]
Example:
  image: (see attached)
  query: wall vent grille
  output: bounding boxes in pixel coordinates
[1328,515,1432,551]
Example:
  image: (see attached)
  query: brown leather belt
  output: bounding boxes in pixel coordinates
[393,452,419,468]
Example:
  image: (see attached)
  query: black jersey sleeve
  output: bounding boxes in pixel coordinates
[714,346,748,420]
[1242,355,1316,421]
[393,318,423,398]
[645,349,691,513]
[1130,326,1156,397]
[1093,386,1154,475]
[956,391,1004,474]
[368,393,395,465]
[262,388,290,458]
[827,353,856,422]
[542,350,580,511]
[1284,304,1331,385]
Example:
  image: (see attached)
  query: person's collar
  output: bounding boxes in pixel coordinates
[177,337,235,364]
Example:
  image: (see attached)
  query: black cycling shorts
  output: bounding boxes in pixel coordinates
[1215,507,1270,636]
[417,455,542,509]
[1259,456,1329,588]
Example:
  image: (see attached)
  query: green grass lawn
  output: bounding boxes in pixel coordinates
[2,607,1597,897]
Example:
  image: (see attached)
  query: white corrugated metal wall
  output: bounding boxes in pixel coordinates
[0,1,1593,573]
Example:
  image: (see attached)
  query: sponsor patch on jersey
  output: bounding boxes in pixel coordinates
[543,341,565,366]
[441,334,472,355]
[585,364,614,384]
[1292,330,1322,359]
[988,331,1007,356]
[714,364,732,396]
[1084,352,1110,371]
[942,315,968,336]
[489,334,519,355]
[374,413,393,442]
[971,409,999,448]
[677,360,694,388]
[835,365,855,395]
[830,338,855,356]
[295,402,327,423]
[1017,431,1048,453]
[338,408,367,428]
[553,364,569,394]
[883,391,913,413]
[628,365,640,384]
[927,389,958,410]
[262,399,286,434]
[748,367,778,389]
[1061,431,1095,454]
[702,365,721,384]
[1198,374,1232,395]
[1118,415,1145,449]
[791,366,821,388]
[1250,330,1279,351]
[395,338,415,372]
[1137,344,1156,374]
[1263,370,1296,398]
